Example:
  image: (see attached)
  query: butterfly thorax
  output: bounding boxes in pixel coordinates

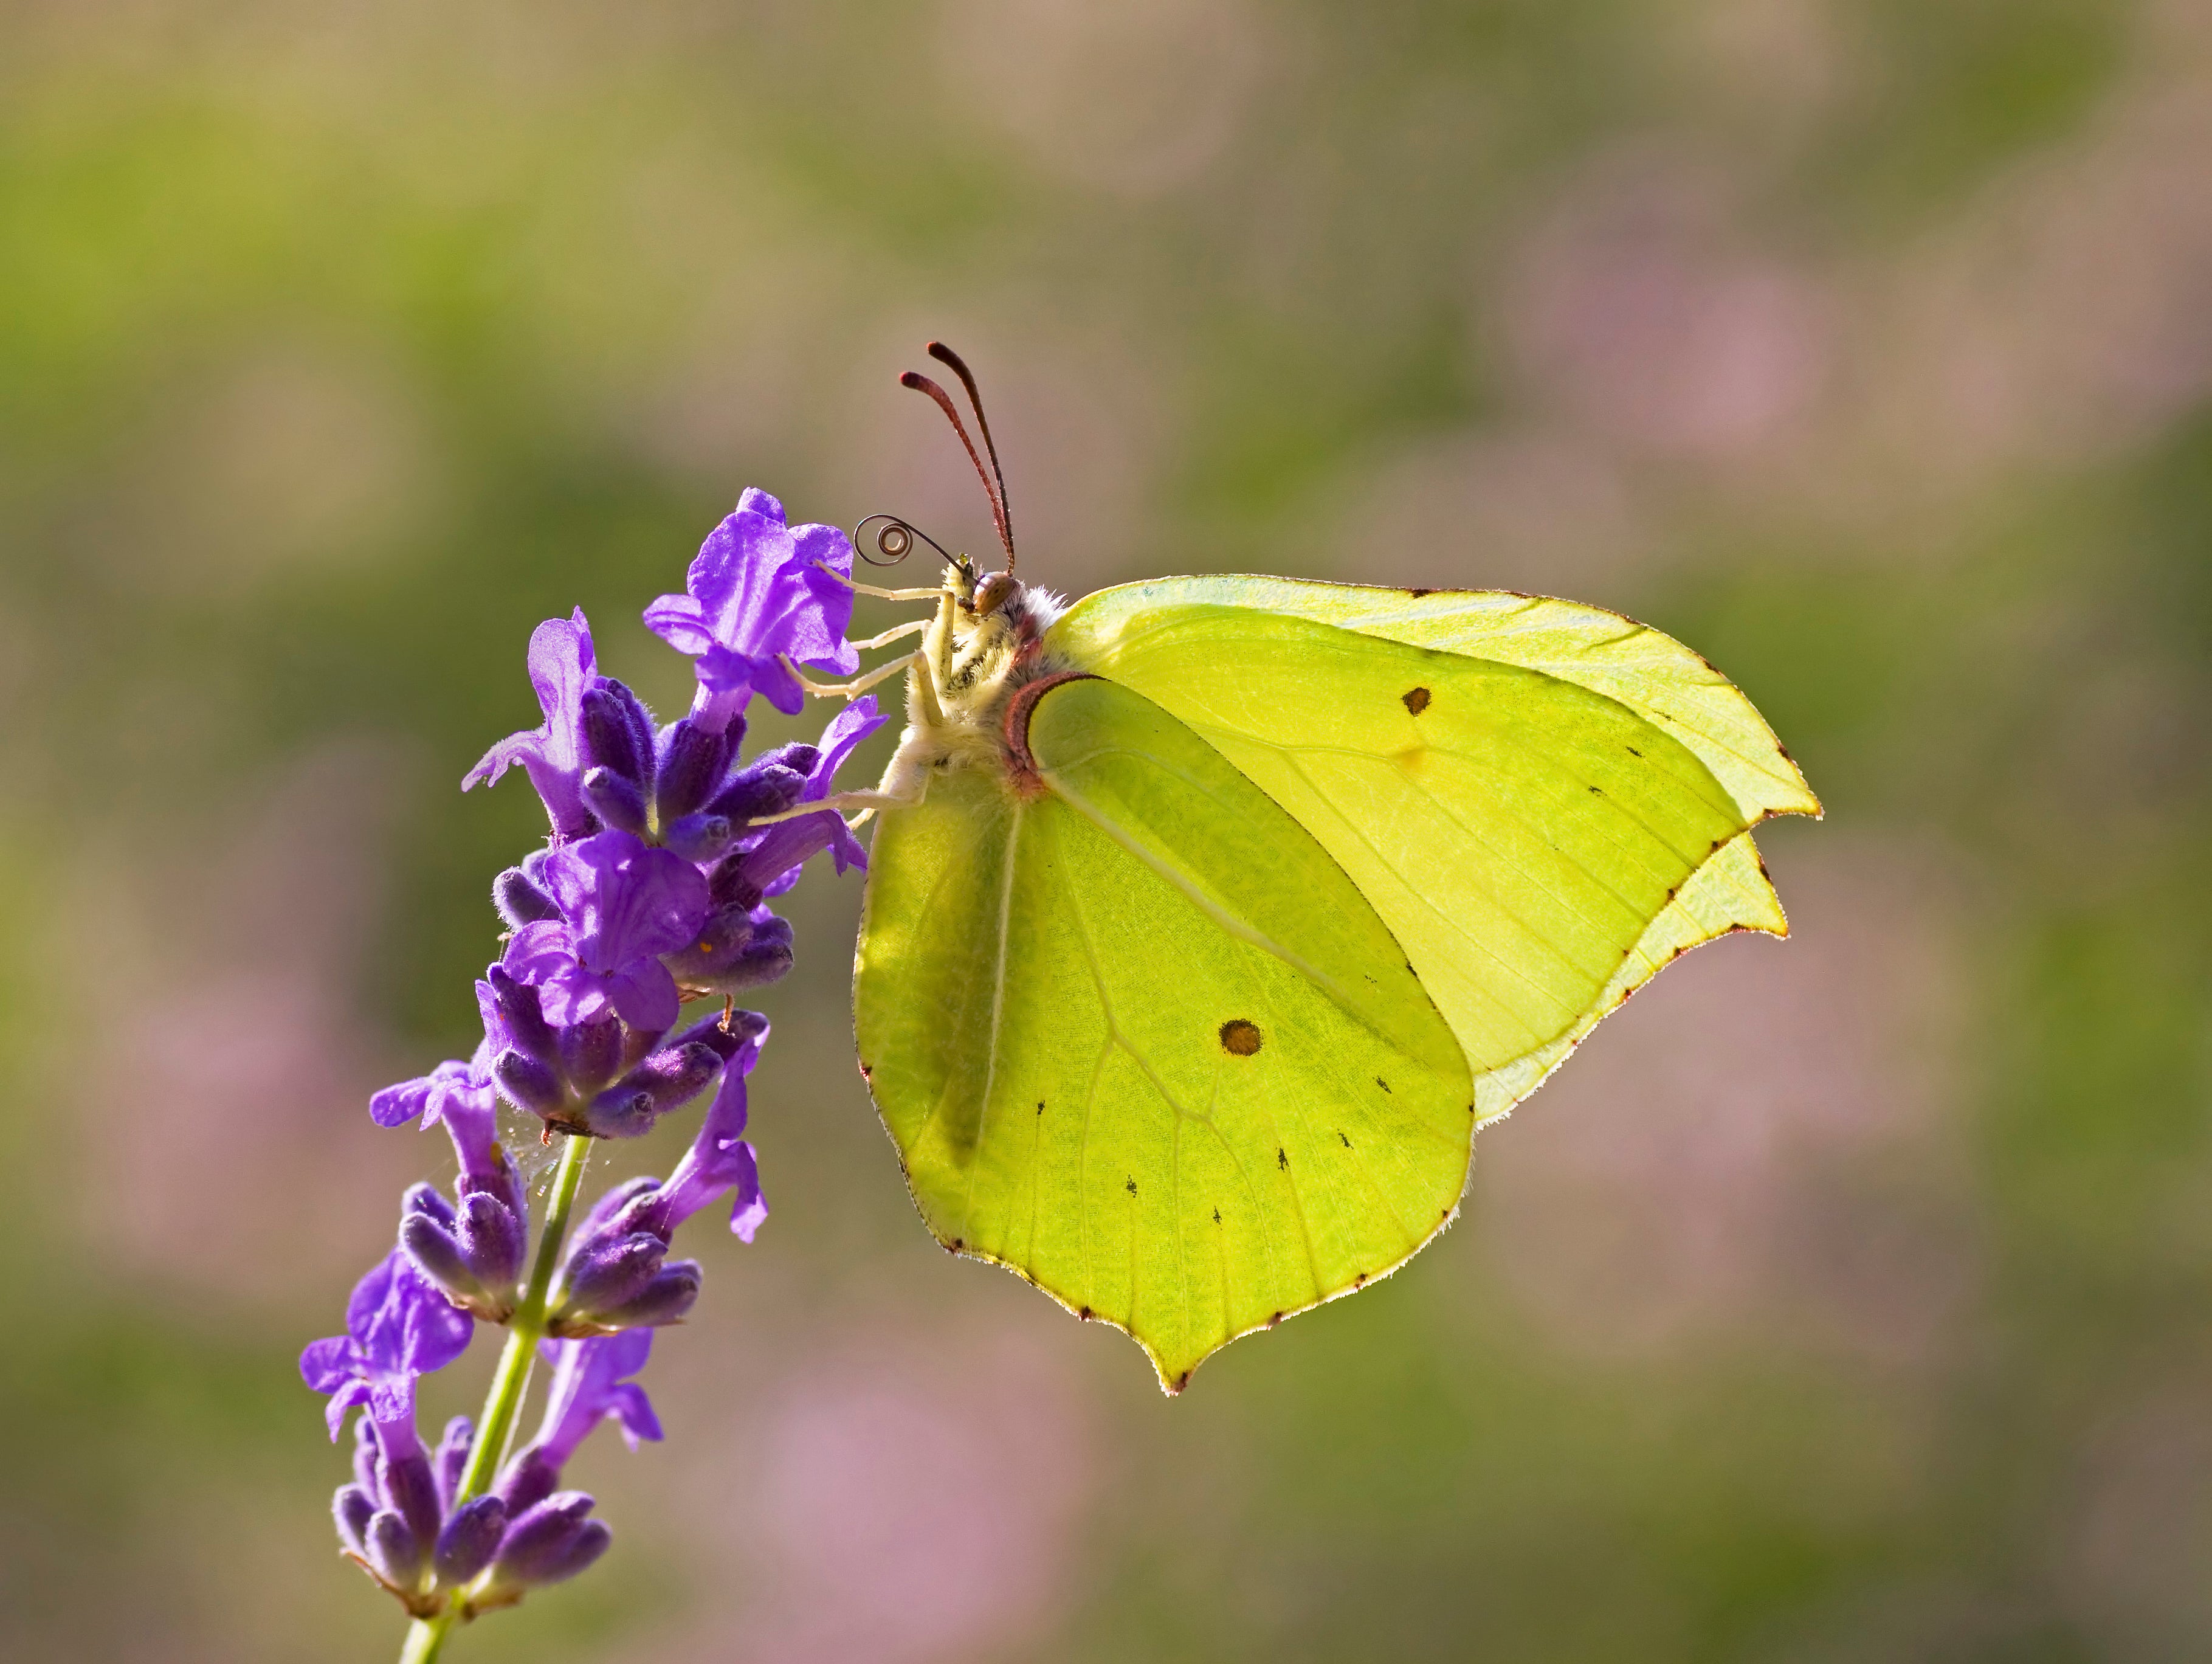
[877,558,1069,803]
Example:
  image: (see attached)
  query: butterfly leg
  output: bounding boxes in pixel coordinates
[748,787,922,826]
[782,652,923,700]
[815,562,943,603]
[849,619,930,651]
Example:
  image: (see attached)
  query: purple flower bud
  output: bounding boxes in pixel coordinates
[334,1484,376,1558]
[433,1494,508,1584]
[433,1417,474,1511]
[494,1494,612,1589]
[661,811,736,864]
[352,1417,380,1498]
[614,1041,725,1119]
[399,1209,476,1301]
[559,1013,625,1097]
[655,718,731,823]
[457,1145,527,1234]
[581,766,650,838]
[456,1190,525,1290]
[486,967,558,1066]
[379,1446,443,1553]
[580,682,650,789]
[674,908,793,997]
[494,863,559,930]
[594,1260,702,1331]
[493,1049,565,1119]
[705,755,808,826]
[583,1175,664,1232]
[536,1519,612,1586]
[661,901,758,986]
[582,1088,656,1141]
[560,1231,666,1314]
[402,1181,455,1232]
[495,1446,560,1517]
[365,1508,423,1588]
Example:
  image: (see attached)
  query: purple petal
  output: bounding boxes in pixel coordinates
[536,967,614,1028]
[812,696,888,785]
[503,919,577,987]
[300,1336,356,1396]
[730,1167,768,1243]
[736,486,785,523]
[641,592,713,656]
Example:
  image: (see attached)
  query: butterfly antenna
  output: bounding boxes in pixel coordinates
[901,344,1018,572]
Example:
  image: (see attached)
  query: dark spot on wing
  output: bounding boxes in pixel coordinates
[1406,587,1436,598]
[1267,1311,1284,1328]
[1212,1207,1222,1224]
[1171,1371,1190,1393]
[1402,686,1432,716]
[1125,1176,1137,1197]
[1277,1147,1289,1171]
[946,1238,963,1252]
[858,1061,872,1078]
[1354,1273,1368,1288]
[1219,1019,1263,1056]
[1078,1305,1093,1320]
[1626,746,1644,758]
[1338,1131,1352,1148]
[1376,1077,1391,1093]
[1588,785,1603,794]
[1036,1100,1045,1114]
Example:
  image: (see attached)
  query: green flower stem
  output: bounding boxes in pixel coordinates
[397,1131,593,1664]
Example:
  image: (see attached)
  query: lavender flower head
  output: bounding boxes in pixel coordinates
[322,482,881,1643]
[644,488,860,730]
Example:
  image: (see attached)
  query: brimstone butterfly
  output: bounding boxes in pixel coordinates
[776,345,1819,1392]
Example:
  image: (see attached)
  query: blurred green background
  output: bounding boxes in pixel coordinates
[5,1,2210,1659]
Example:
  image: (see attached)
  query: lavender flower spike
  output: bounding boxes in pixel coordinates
[503,829,709,1031]
[644,488,860,730]
[463,609,599,840]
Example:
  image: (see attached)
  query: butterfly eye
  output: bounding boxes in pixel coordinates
[976,573,1017,616]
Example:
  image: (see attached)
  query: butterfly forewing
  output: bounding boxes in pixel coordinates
[1046,591,1802,1111]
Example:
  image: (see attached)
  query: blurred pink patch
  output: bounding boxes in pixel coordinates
[2060,1381,2212,1654]
[1335,426,1644,597]
[69,740,426,1302]
[670,1316,1096,1664]
[943,0,1270,198]
[1502,151,1830,461]
[1478,838,1977,1365]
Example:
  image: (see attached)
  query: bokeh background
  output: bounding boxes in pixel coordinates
[5,1,2210,1659]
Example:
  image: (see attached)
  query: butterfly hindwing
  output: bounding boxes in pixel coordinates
[854,675,1471,1389]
